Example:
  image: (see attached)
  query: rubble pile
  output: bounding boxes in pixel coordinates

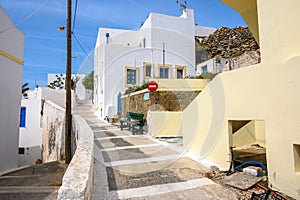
[200,26,259,59]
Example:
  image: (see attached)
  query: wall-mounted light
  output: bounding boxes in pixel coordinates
[57,26,66,31]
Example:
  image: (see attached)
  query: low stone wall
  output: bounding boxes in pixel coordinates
[57,115,94,200]
[41,100,65,162]
[147,111,182,137]
[122,90,200,121]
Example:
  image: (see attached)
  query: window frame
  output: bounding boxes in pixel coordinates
[125,66,140,87]
[158,64,172,79]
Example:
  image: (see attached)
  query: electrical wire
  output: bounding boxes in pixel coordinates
[73,31,97,38]
[72,0,79,32]
[0,0,50,34]
[72,33,93,62]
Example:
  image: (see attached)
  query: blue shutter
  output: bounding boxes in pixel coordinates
[132,70,136,84]
[127,69,136,85]
[20,107,26,127]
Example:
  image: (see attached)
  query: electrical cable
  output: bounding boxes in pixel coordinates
[0,0,50,34]
[73,31,97,38]
[72,0,79,32]
[72,33,93,62]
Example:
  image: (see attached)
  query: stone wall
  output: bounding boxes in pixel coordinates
[121,90,200,122]
[41,100,65,162]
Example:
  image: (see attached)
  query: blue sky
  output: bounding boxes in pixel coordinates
[0,0,246,89]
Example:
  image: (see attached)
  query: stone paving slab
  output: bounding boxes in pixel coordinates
[91,125,120,131]
[126,184,238,200]
[95,136,157,149]
[221,172,263,190]
[111,157,211,176]
[0,191,58,200]
[107,167,185,191]
[94,130,130,138]
[102,145,179,162]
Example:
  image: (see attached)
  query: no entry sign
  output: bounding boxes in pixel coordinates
[147,81,158,92]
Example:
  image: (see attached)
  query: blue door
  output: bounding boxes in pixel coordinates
[117,92,122,115]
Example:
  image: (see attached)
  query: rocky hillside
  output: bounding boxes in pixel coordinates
[198,26,260,59]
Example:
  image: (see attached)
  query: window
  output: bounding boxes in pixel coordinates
[294,144,300,172]
[201,65,208,73]
[125,66,139,87]
[177,69,183,78]
[20,107,26,127]
[158,64,172,79]
[175,65,186,79]
[143,62,153,78]
[160,67,169,78]
[146,65,151,77]
[127,69,136,85]
[18,147,25,155]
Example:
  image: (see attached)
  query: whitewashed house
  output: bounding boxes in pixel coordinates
[18,87,43,166]
[0,6,24,173]
[47,73,89,100]
[196,57,229,75]
[94,9,215,119]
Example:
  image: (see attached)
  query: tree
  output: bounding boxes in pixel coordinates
[47,74,79,90]
[48,74,65,89]
[82,71,94,90]
[22,83,29,99]
[197,72,218,80]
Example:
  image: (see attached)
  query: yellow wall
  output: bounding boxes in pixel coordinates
[182,0,300,198]
[232,121,256,147]
[150,78,209,91]
[148,111,182,137]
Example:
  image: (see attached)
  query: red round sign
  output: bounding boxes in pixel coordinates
[147,81,158,92]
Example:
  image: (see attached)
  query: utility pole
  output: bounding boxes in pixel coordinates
[227,39,232,71]
[162,42,165,66]
[65,0,72,164]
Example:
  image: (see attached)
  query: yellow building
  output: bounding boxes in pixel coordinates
[181,0,300,199]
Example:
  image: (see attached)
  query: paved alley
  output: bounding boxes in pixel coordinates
[76,101,238,200]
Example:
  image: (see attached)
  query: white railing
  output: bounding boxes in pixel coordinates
[57,115,94,200]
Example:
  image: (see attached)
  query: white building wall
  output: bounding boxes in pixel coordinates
[19,88,42,166]
[194,25,216,38]
[0,6,24,173]
[196,58,229,75]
